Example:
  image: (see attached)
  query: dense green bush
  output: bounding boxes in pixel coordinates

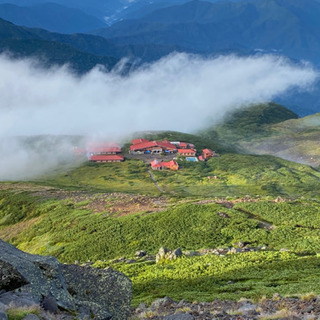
[94,251,320,305]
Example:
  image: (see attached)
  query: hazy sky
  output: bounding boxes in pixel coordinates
[0,52,318,179]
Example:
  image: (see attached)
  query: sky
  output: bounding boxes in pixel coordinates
[0,52,318,179]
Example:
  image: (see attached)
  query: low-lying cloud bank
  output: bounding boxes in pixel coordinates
[0,53,318,180]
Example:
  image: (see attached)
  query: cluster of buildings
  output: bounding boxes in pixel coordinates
[73,138,219,169]
[129,139,219,171]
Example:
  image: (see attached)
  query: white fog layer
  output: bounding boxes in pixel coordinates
[0,53,318,179]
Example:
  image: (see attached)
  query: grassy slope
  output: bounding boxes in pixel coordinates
[1,114,320,304]
[36,155,320,199]
[238,114,320,167]
[2,188,320,304]
[2,190,320,261]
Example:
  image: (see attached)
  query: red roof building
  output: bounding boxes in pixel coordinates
[177,142,195,149]
[132,138,149,145]
[89,155,124,162]
[202,148,220,159]
[151,159,179,171]
[179,142,188,148]
[202,148,214,159]
[130,140,177,154]
[178,149,196,156]
[87,142,121,155]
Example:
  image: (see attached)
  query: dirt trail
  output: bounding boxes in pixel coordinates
[148,170,165,193]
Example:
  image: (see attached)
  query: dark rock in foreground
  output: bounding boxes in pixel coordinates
[62,264,132,320]
[0,240,132,319]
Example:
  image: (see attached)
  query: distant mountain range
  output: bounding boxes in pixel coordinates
[93,0,320,66]
[0,0,245,24]
[0,17,184,72]
[0,0,320,114]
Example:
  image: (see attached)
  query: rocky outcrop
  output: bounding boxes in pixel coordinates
[156,247,183,263]
[0,240,132,319]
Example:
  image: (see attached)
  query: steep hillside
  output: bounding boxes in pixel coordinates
[203,103,320,166]
[202,103,298,143]
[237,114,320,167]
[0,3,105,34]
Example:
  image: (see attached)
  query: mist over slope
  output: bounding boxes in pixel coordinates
[0,53,317,180]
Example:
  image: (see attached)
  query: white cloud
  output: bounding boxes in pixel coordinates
[0,52,318,180]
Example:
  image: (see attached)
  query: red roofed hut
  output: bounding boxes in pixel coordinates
[132,138,149,145]
[130,140,177,154]
[151,159,179,171]
[202,148,220,159]
[178,149,196,156]
[202,148,214,159]
[89,155,124,163]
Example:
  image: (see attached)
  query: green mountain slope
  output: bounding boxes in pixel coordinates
[203,103,320,167]
[238,114,320,167]
[0,18,120,72]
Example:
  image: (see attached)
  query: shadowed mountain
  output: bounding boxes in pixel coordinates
[0,18,119,72]
[93,0,320,65]
[0,0,126,20]
[0,3,106,34]
[0,17,186,69]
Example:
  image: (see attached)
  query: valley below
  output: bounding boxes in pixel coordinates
[1,104,320,319]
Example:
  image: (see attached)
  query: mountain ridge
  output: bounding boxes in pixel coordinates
[0,3,106,34]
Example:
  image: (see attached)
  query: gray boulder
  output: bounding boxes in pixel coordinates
[151,296,175,309]
[156,247,170,262]
[135,250,147,258]
[228,247,241,254]
[0,302,7,312]
[0,240,74,311]
[21,315,40,320]
[0,311,7,320]
[156,247,183,263]
[0,240,132,320]
[0,290,37,309]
